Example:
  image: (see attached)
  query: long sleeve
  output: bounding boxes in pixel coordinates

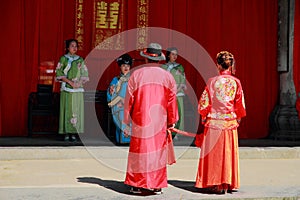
[167,79,179,125]
[107,77,118,102]
[107,87,112,102]
[234,81,246,119]
[79,60,89,83]
[198,87,211,120]
[56,56,67,80]
[123,76,134,125]
[178,65,186,87]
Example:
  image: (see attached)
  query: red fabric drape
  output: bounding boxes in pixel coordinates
[147,0,279,138]
[0,0,279,138]
[0,0,64,136]
[41,0,66,92]
[0,0,27,136]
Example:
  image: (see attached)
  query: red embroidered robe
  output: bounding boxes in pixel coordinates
[195,70,246,190]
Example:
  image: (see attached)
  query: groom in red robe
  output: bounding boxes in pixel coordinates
[123,43,178,195]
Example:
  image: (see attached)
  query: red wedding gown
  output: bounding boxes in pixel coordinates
[195,70,246,190]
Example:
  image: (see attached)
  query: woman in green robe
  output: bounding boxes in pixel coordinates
[56,39,89,142]
[161,47,186,139]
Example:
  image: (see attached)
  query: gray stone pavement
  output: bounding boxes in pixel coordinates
[0,146,300,200]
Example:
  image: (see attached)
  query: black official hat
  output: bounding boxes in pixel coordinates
[140,43,166,61]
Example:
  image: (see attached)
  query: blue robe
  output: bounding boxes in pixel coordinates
[107,73,131,144]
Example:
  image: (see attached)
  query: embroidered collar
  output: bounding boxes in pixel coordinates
[166,62,179,72]
[119,72,130,77]
[167,62,179,67]
[220,70,232,75]
[65,54,80,60]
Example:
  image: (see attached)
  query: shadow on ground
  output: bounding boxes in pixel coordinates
[77,177,161,196]
[168,180,238,195]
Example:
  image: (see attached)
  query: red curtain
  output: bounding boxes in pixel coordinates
[0,0,279,138]
[0,0,65,136]
[145,0,279,138]
[0,0,29,136]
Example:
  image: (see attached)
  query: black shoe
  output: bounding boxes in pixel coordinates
[63,135,69,141]
[70,135,77,142]
[129,187,142,194]
[153,188,162,195]
[205,186,225,195]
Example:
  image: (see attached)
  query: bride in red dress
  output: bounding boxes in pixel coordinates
[195,51,246,194]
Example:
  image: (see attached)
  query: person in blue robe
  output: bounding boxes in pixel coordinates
[107,54,132,144]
